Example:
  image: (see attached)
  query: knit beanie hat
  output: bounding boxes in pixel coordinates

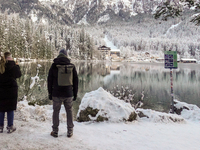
[59,49,68,56]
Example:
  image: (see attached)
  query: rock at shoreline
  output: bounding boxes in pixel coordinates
[77,87,137,122]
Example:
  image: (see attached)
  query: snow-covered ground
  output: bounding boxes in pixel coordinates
[0,88,200,150]
[1,119,199,150]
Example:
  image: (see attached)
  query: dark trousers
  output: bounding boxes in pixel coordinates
[0,111,14,127]
[52,97,74,132]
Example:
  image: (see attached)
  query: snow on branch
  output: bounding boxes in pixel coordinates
[154,0,200,25]
[191,13,200,25]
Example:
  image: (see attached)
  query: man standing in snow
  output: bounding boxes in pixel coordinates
[48,49,78,138]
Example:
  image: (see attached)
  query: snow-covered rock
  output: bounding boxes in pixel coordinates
[77,87,137,122]
[137,108,185,123]
[174,99,200,122]
[137,100,200,123]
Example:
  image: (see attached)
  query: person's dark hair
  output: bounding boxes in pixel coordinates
[4,52,11,59]
[0,52,12,74]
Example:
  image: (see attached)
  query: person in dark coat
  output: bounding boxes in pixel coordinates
[0,52,21,133]
[48,49,78,138]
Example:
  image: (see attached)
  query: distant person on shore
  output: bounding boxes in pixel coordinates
[0,52,21,133]
[48,49,78,138]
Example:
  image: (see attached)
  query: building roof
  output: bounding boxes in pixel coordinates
[181,58,197,61]
[98,45,111,50]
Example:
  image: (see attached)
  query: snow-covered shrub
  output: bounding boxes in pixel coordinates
[108,85,144,109]
[109,85,135,103]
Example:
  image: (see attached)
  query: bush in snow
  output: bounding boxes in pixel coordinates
[109,85,135,103]
[77,87,137,122]
[108,85,144,109]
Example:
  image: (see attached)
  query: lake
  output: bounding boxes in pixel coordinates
[17,61,200,115]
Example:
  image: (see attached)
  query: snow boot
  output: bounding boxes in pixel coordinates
[67,128,73,138]
[0,126,3,133]
[7,125,16,133]
[50,131,58,138]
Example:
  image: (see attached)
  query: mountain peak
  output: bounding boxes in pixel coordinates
[0,0,163,25]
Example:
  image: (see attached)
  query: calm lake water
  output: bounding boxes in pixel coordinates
[17,61,200,114]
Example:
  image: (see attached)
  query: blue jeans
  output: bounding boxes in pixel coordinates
[0,111,14,127]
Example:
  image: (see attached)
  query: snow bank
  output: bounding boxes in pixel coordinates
[137,100,200,123]
[14,89,200,125]
[15,100,67,122]
[137,108,185,123]
[174,100,200,122]
[77,87,137,122]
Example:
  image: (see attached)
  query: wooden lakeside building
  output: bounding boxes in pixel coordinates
[98,45,111,59]
[98,45,121,61]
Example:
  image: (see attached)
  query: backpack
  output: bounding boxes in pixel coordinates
[56,64,74,86]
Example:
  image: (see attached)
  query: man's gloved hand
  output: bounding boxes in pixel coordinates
[73,96,77,101]
[49,94,52,100]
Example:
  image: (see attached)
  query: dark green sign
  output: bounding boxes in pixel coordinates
[164,51,178,69]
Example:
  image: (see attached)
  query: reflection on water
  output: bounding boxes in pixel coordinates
[18,61,200,113]
[18,62,52,105]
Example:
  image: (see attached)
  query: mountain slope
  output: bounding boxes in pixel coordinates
[0,0,163,25]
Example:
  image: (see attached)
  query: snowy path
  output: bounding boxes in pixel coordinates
[0,119,200,150]
[77,121,200,150]
[0,120,91,150]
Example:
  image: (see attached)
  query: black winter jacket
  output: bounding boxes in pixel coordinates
[47,54,78,98]
[0,61,22,112]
